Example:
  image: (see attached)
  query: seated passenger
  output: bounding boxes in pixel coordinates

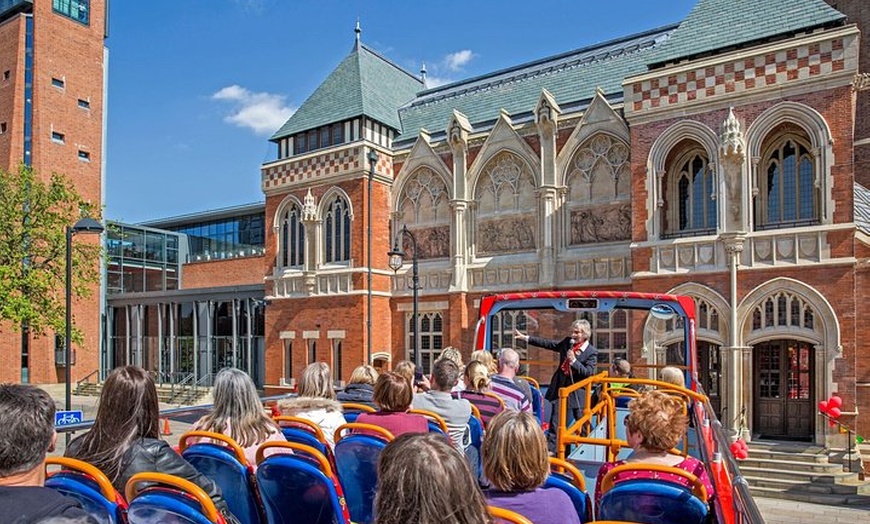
[437,347,466,392]
[412,358,471,449]
[470,349,497,375]
[65,366,239,523]
[336,365,379,408]
[394,360,430,392]
[594,390,713,510]
[489,348,532,413]
[375,432,490,524]
[278,362,346,449]
[609,358,648,393]
[659,366,685,388]
[191,367,285,469]
[357,372,428,438]
[0,384,97,524]
[453,360,505,426]
[483,410,581,524]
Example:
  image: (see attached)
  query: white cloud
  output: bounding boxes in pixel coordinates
[424,75,453,89]
[211,84,295,135]
[444,49,475,71]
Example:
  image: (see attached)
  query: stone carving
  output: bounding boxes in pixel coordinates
[569,204,631,244]
[302,189,317,222]
[405,225,450,260]
[477,216,536,254]
[853,72,870,92]
[568,134,630,202]
[401,168,449,222]
[720,107,745,224]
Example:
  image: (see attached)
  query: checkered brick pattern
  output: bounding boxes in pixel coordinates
[262,147,359,189]
[630,38,849,112]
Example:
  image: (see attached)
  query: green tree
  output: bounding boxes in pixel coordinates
[0,165,102,343]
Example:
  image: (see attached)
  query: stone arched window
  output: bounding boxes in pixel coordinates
[755,125,818,230]
[750,291,816,334]
[565,134,631,245]
[662,142,716,237]
[397,168,450,260]
[324,195,351,263]
[280,203,305,268]
[473,151,536,256]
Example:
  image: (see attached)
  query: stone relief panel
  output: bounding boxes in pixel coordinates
[399,167,450,224]
[402,225,450,260]
[474,151,537,255]
[569,204,631,244]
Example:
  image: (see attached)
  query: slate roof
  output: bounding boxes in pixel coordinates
[271,42,423,141]
[395,25,677,145]
[648,0,845,67]
[855,183,870,235]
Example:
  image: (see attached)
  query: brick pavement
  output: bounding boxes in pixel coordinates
[755,496,870,523]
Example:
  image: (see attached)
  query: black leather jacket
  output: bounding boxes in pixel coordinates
[67,436,238,523]
[336,383,376,407]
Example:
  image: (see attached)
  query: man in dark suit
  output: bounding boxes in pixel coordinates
[514,318,598,451]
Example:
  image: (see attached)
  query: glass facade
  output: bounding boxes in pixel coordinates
[167,213,265,262]
[107,223,184,294]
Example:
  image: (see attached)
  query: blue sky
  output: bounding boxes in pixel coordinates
[105,0,698,223]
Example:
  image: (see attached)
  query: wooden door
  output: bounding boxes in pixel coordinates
[754,340,814,440]
[697,341,721,420]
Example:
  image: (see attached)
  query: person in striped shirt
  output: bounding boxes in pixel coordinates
[489,348,531,413]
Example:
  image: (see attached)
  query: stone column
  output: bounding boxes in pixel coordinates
[448,111,471,291]
[536,91,560,286]
[301,189,319,294]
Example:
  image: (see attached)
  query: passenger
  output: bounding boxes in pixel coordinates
[65,366,238,523]
[394,359,430,392]
[191,367,285,469]
[594,390,714,509]
[470,349,497,375]
[356,372,428,438]
[610,358,647,393]
[0,384,97,524]
[453,360,505,426]
[412,358,472,449]
[438,347,466,392]
[483,411,581,524]
[374,432,490,524]
[336,364,379,408]
[489,348,531,413]
[659,366,685,388]
[278,362,346,449]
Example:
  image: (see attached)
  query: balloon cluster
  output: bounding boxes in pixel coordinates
[818,395,843,427]
[729,438,748,460]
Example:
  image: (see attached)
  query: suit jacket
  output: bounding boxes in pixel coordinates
[527,336,598,409]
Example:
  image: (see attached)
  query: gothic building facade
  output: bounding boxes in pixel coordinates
[260,0,870,442]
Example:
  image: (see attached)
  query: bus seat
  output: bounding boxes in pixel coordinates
[546,457,591,523]
[488,505,534,524]
[45,457,127,524]
[332,423,393,524]
[598,464,708,524]
[179,430,264,524]
[125,472,227,524]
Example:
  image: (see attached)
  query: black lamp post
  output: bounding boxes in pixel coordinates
[387,225,420,368]
[366,149,377,364]
[65,217,104,425]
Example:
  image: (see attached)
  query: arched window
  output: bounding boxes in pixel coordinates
[756,127,817,229]
[663,144,716,237]
[397,168,450,260]
[324,196,351,263]
[280,203,305,268]
[473,151,536,255]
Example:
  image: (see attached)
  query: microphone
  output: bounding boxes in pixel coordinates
[570,337,576,346]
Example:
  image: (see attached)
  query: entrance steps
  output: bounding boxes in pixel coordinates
[73,382,210,406]
[741,440,870,507]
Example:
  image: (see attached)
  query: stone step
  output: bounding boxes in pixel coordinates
[740,465,859,484]
[738,457,842,473]
[744,448,829,464]
[749,486,870,507]
[744,475,870,494]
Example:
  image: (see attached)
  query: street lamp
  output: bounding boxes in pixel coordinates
[387,225,420,368]
[65,217,104,422]
[366,149,377,364]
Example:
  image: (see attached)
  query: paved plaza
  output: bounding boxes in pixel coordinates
[755,496,870,523]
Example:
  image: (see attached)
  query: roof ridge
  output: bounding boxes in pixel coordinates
[359,42,423,84]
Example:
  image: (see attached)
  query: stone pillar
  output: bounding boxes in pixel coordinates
[536,90,561,286]
[301,189,319,294]
[448,111,471,291]
[721,234,746,435]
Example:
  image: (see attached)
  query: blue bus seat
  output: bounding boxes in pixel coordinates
[125,472,227,524]
[179,431,264,524]
[332,423,393,524]
[598,464,708,524]
[256,441,350,524]
[45,457,127,524]
[467,413,485,478]
[341,402,375,425]
[546,457,591,523]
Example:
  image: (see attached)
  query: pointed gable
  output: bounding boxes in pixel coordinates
[649,0,845,68]
[271,43,423,141]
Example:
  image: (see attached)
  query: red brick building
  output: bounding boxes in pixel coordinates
[0,1,106,384]
[259,0,870,443]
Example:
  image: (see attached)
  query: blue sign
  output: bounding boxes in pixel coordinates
[55,410,83,427]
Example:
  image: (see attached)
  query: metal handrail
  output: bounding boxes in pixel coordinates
[168,372,195,404]
[75,369,101,388]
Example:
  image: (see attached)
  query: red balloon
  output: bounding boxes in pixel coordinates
[736,449,749,460]
[829,407,842,419]
[739,440,749,451]
[818,400,829,413]
[828,418,837,427]
[829,396,843,409]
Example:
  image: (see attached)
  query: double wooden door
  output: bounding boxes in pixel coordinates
[753,340,814,440]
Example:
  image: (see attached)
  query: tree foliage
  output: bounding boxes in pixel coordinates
[0,165,102,341]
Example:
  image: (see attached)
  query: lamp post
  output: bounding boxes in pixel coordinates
[366,149,377,364]
[65,217,104,423]
[387,225,420,368]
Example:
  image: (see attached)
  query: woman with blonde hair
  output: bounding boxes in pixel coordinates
[483,410,580,524]
[278,362,346,449]
[439,347,466,392]
[336,364,379,407]
[393,359,429,392]
[375,433,491,524]
[453,360,504,425]
[594,390,713,509]
[659,366,685,388]
[191,367,285,468]
[470,349,497,375]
